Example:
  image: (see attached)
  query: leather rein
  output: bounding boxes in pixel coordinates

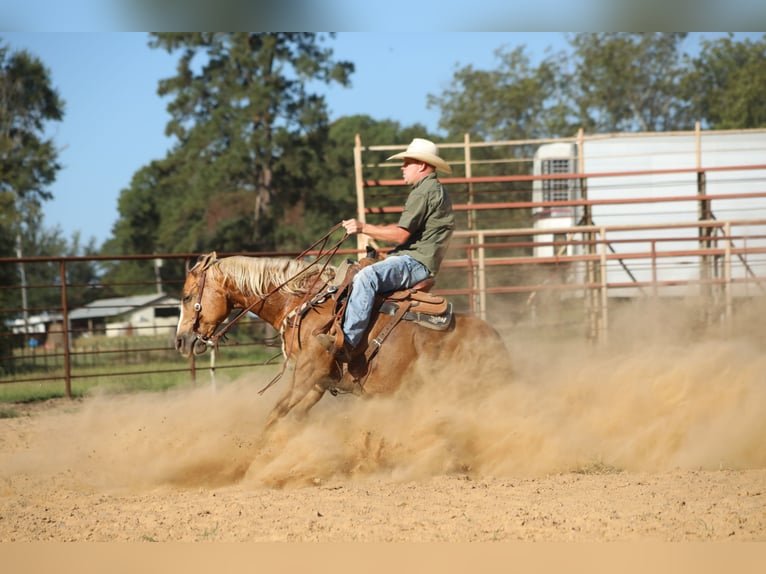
[190,267,264,348]
[190,224,347,349]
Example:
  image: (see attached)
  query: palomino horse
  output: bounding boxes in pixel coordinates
[175,252,511,428]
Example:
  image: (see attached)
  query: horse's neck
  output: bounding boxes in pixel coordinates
[241,290,303,330]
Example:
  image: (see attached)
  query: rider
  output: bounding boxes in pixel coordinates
[318,137,455,361]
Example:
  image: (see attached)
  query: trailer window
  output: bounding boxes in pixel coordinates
[541,158,572,202]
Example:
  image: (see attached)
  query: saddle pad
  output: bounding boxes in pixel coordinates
[328,259,355,287]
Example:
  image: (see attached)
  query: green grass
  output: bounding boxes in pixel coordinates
[0,361,279,404]
[0,335,283,405]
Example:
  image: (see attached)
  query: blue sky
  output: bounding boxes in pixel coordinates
[1,32,761,246]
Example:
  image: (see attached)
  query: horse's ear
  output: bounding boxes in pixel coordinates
[198,251,218,271]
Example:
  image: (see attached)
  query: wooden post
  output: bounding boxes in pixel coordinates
[599,227,609,344]
[578,128,598,341]
[464,133,475,232]
[724,221,733,325]
[354,133,367,255]
[478,231,487,321]
[696,121,713,314]
[464,134,480,312]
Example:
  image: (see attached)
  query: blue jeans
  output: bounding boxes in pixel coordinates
[342,255,431,348]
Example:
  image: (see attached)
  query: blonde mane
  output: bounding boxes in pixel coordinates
[211,256,335,298]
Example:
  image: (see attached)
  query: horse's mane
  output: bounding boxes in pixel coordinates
[210,255,336,298]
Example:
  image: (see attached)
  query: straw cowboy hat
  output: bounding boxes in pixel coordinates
[387,138,452,174]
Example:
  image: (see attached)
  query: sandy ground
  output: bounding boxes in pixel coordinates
[1,306,766,543]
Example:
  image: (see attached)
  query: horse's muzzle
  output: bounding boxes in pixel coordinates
[175,333,210,357]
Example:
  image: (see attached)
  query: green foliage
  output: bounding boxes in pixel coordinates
[429,45,573,141]
[681,33,766,129]
[19,225,100,305]
[0,39,75,314]
[433,33,765,140]
[566,33,693,132]
[103,33,367,287]
[0,43,64,205]
[145,32,352,254]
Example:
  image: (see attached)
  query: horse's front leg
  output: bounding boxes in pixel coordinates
[264,342,339,429]
[264,355,298,429]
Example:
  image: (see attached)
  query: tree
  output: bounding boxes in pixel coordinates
[428,45,573,142]
[18,224,100,310]
[681,33,766,129]
[100,158,186,295]
[141,32,354,253]
[102,33,357,293]
[566,33,693,133]
[431,33,701,139]
[0,42,64,234]
[0,40,65,316]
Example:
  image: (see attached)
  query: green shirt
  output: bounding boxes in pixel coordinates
[391,173,455,275]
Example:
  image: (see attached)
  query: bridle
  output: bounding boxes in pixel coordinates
[188,223,348,350]
[190,267,217,347]
[190,268,220,347]
[190,265,268,349]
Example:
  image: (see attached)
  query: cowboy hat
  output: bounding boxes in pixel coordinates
[387,138,452,174]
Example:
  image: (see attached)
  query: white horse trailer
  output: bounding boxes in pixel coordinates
[532,130,766,298]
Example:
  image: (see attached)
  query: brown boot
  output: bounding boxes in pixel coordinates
[316,333,354,362]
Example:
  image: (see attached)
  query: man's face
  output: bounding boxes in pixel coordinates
[401,158,426,185]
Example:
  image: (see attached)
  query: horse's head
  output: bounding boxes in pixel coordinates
[175,251,231,357]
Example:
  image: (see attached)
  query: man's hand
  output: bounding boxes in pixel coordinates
[341,219,364,235]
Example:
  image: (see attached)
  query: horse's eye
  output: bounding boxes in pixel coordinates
[182,294,193,303]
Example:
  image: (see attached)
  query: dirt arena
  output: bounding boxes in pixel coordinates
[1,303,765,543]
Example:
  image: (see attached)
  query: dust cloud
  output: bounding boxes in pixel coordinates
[3,299,765,491]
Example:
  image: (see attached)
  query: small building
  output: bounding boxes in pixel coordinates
[8,312,62,348]
[68,294,181,338]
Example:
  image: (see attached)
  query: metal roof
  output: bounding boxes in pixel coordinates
[68,294,180,321]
